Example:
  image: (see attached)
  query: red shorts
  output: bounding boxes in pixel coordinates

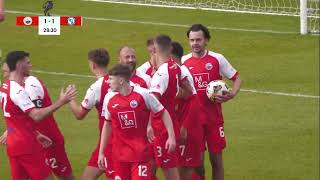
[113,161,151,180]
[153,134,179,168]
[88,144,114,179]
[9,152,51,180]
[44,144,72,177]
[205,123,226,153]
[178,129,203,167]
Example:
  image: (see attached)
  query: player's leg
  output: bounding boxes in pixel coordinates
[206,124,226,180]
[209,152,224,180]
[19,152,53,180]
[153,135,179,180]
[45,144,75,180]
[161,167,179,180]
[193,152,205,180]
[179,166,193,180]
[81,148,104,180]
[81,166,104,180]
[9,156,29,180]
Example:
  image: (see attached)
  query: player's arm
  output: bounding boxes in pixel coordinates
[215,54,242,103]
[69,84,97,120]
[69,100,89,120]
[145,91,176,153]
[0,130,7,145]
[28,85,77,121]
[176,79,193,99]
[97,93,113,169]
[176,65,194,99]
[98,120,112,169]
[161,109,176,153]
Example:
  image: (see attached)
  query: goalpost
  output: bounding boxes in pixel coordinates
[87,0,320,35]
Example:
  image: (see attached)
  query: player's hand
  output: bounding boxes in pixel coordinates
[59,85,77,104]
[147,126,155,143]
[0,131,7,145]
[165,136,176,154]
[214,91,235,103]
[97,153,106,170]
[36,131,52,148]
[179,127,187,145]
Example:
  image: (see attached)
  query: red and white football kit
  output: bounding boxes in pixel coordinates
[176,65,205,167]
[0,80,51,180]
[24,75,72,177]
[149,59,181,168]
[80,75,114,178]
[136,61,157,78]
[130,70,151,89]
[182,50,238,153]
[102,86,164,180]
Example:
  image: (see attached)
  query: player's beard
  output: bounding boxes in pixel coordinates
[192,45,205,56]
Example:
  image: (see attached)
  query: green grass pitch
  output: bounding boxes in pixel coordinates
[0,0,319,179]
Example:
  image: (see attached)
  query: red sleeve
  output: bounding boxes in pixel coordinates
[25,107,35,114]
[230,72,239,81]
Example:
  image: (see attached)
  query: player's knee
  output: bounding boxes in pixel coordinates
[195,165,205,176]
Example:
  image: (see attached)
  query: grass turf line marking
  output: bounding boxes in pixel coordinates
[32,70,319,99]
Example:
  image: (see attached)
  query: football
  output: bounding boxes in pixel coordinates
[206,80,230,101]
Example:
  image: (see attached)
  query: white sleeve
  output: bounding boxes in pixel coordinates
[11,85,35,112]
[149,65,169,96]
[24,76,44,101]
[144,91,164,113]
[181,65,197,94]
[218,54,238,79]
[81,84,99,110]
[101,92,116,121]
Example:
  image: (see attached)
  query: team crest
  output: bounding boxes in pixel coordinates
[130,100,138,108]
[205,63,213,70]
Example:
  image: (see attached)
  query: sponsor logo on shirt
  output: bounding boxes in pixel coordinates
[193,73,210,90]
[163,159,170,163]
[205,63,213,70]
[130,100,138,108]
[118,111,137,129]
[112,104,119,108]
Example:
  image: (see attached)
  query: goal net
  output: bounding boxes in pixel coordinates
[89,0,320,34]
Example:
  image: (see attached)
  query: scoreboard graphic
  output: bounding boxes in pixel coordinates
[16,16,83,35]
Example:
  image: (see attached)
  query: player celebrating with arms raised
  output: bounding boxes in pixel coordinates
[182,24,242,180]
[98,64,176,180]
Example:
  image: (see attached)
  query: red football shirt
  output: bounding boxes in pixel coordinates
[130,70,150,89]
[102,86,164,162]
[24,76,64,145]
[182,50,238,125]
[149,59,181,136]
[0,80,41,156]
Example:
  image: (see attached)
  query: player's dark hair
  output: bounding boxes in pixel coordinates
[155,34,172,52]
[108,64,132,81]
[187,24,211,40]
[146,38,154,46]
[171,41,184,60]
[5,51,29,71]
[88,48,110,67]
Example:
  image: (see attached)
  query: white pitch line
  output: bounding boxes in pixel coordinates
[32,70,319,99]
[6,10,298,34]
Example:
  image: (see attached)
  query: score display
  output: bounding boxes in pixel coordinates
[16,16,83,35]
